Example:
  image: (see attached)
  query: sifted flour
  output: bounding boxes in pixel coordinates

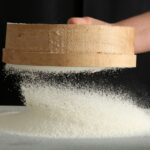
[0,65,150,138]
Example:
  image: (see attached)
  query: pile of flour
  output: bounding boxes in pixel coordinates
[0,64,150,138]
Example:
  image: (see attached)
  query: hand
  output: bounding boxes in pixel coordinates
[67,12,150,54]
[68,17,109,25]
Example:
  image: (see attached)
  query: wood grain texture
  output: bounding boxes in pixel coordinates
[3,50,136,67]
[3,23,136,67]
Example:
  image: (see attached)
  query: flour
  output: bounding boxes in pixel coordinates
[0,65,150,138]
[5,64,107,73]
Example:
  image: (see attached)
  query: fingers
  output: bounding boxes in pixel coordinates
[67,17,109,25]
[67,17,88,24]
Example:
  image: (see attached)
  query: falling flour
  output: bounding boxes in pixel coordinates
[0,64,150,138]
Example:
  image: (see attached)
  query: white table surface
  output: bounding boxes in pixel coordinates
[0,106,150,150]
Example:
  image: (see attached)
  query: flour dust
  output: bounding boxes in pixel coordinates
[0,64,150,138]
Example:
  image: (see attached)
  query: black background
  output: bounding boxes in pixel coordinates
[0,0,150,106]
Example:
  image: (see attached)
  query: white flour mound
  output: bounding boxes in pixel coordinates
[0,65,150,138]
[0,83,150,138]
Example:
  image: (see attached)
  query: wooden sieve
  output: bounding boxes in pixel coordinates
[3,23,136,67]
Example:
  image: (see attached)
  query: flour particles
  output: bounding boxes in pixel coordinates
[0,65,150,138]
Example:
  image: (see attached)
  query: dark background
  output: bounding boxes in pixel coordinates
[0,0,150,106]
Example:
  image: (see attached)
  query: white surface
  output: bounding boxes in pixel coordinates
[1,133,150,150]
[0,106,150,150]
